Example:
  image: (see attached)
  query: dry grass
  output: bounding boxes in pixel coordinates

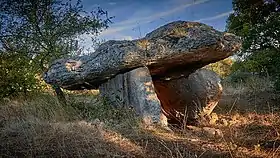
[1,85,280,157]
[222,74,274,96]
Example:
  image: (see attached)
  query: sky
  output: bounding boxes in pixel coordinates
[81,0,233,43]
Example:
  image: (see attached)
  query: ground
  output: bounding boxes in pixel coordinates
[1,87,280,157]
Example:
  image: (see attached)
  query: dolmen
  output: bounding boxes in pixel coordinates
[44,21,241,127]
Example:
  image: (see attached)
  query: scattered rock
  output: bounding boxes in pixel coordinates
[202,127,223,137]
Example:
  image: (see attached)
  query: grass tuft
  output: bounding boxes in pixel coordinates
[1,79,280,157]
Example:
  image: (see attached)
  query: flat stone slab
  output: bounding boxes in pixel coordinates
[43,21,240,90]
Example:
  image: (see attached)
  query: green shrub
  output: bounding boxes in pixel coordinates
[205,58,234,78]
[230,49,280,90]
[0,53,43,98]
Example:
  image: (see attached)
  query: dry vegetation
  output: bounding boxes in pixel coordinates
[1,79,280,158]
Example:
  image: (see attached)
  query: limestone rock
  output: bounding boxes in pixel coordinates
[153,69,222,125]
[99,67,164,126]
[43,21,241,127]
[43,21,240,90]
[202,127,223,137]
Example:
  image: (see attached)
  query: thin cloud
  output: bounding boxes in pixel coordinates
[116,0,209,26]
[101,25,134,35]
[108,2,116,5]
[101,0,210,35]
[196,10,234,22]
[122,36,133,40]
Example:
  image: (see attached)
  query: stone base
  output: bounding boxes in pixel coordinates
[100,67,222,127]
[153,69,223,125]
[99,67,165,126]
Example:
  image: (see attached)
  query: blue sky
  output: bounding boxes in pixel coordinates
[82,0,233,41]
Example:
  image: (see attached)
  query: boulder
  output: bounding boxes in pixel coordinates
[99,67,165,126]
[154,69,222,125]
[44,21,240,90]
[100,67,222,126]
[43,21,240,126]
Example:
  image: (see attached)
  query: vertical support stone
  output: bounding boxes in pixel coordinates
[99,67,165,126]
[187,69,223,118]
[153,69,222,125]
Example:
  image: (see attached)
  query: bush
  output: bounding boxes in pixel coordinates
[223,70,274,95]
[231,49,280,90]
[205,58,234,78]
[226,70,254,83]
[0,53,43,98]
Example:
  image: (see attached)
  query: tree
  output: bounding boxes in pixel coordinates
[0,0,112,100]
[226,0,280,89]
[0,49,39,97]
[227,0,279,37]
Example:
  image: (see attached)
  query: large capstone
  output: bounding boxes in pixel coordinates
[43,21,241,126]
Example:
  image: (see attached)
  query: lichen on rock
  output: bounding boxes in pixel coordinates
[44,21,241,126]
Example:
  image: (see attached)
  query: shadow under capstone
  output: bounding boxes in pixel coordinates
[43,21,241,127]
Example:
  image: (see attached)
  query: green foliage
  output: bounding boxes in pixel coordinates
[0,0,112,97]
[226,0,280,89]
[205,58,234,78]
[226,71,253,83]
[226,0,279,38]
[0,51,41,98]
[232,49,280,75]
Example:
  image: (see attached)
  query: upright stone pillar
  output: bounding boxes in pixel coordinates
[99,67,165,126]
